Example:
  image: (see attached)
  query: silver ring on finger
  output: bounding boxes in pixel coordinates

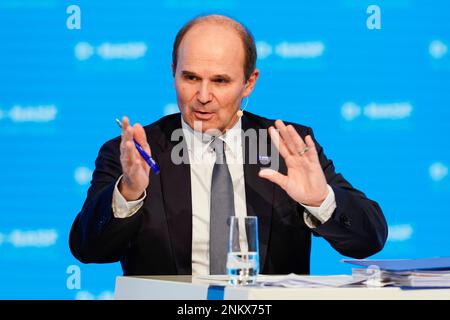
[298,147,309,156]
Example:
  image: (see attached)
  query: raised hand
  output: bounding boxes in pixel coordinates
[119,116,151,201]
[258,120,329,207]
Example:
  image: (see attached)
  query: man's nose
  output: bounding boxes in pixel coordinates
[197,81,213,104]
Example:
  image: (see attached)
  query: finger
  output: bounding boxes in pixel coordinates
[125,140,137,166]
[122,123,135,154]
[129,140,138,161]
[121,118,134,145]
[258,168,288,189]
[122,116,130,127]
[286,125,307,153]
[274,120,298,156]
[120,116,128,155]
[120,120,136,165]
[121,116,130,139]
[304,135,319,161]
[125,125,134,142]
[133,123,152,156]
[268,126,290,159]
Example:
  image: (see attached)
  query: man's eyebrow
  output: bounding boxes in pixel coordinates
[181,70,199,77]
[181,70,232,81]
[212,74,232,81]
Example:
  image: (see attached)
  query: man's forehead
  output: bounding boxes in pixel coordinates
[177,23,245,74]
[184,22,240,42]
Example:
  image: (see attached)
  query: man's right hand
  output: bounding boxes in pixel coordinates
[119,116,151,201]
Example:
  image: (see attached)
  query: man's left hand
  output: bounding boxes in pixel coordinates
[258,120,329,207]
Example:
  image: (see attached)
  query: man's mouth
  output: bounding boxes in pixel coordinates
[193,110,214,120]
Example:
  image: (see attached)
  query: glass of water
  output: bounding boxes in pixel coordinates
[226,216,260,286]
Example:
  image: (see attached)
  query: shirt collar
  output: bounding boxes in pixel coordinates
[181,115,242,159]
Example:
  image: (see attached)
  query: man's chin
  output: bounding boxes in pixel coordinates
[189,119,223,134]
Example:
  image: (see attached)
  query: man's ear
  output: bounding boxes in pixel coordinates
[243,69,259,97]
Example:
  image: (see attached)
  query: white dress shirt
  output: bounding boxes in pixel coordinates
[111,117,336,275]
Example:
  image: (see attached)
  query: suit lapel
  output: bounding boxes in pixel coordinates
[241,114,275,272]
[157,114,192,274]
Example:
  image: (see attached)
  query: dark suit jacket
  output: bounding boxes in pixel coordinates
[69,111,388,275]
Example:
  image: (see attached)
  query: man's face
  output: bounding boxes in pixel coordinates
[173,23,258,133]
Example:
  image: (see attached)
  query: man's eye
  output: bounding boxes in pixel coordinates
[185,75,198,81]
[214,78,227,83]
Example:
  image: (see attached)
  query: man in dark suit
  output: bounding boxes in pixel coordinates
[70,14,388,276]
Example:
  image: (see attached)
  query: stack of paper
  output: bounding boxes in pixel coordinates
[343,257,450,288]
[257,274,364,288]
[194,274,364,288]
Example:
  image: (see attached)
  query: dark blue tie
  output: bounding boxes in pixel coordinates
[209,138,235,275]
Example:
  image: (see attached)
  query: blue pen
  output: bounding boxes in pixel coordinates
[116,118,160,174]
